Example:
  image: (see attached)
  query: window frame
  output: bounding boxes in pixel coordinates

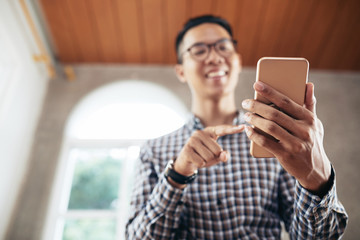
[42,80,188,240]
[43,138,145,240]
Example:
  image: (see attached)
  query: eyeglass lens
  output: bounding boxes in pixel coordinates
[189,39,235,61]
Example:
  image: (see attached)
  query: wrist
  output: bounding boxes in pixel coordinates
[300,163,333,197]
[164,159,198,187]
[173,160,198,177]
[167,176,187,189]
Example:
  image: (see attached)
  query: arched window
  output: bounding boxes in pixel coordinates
[44,81,188,240]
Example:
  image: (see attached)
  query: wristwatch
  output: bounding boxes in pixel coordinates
[164,159,198,184]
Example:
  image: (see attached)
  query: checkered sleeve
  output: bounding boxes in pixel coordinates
[278,168,296,233]
[125,144,186,240]
[289,167,348,239]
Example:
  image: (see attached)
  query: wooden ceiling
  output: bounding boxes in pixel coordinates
[39,0,360,71]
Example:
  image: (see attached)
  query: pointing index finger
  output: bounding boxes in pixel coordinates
[211,124,245,139]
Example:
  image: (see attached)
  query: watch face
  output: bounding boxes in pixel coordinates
[167,159,174,169]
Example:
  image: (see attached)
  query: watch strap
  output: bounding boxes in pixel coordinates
[164,160,197,184]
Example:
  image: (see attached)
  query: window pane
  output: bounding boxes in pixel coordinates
[62,219,116,240]
[67,81,188,140]
[68,149,125,210]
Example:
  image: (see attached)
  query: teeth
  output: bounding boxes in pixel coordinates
[207,71,226,78]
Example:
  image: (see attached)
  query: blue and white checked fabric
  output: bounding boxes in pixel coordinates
[126,112,348,239]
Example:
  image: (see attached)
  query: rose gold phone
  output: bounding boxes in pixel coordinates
[250,57,309,158]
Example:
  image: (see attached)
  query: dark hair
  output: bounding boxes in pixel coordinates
[175,15,233,63]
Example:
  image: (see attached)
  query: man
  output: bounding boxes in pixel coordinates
[126,15,348,239]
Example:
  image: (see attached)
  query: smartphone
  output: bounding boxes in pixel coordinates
[250,57,309,158]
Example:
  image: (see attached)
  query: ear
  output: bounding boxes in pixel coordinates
[175,64,187,83]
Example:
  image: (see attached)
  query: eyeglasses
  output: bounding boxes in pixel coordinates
[179,38,237,63]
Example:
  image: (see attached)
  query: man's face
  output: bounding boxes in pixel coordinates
[176,23,241,99]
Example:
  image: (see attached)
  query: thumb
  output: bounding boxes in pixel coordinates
[305,82,316,114]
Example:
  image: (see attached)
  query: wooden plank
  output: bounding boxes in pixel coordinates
[213,0,242,63]
[351,33,360,70]
[236,0,267,66]
[297,0,341,68]
[65,0,100,62]
[254,0,290,60]
[317,0,359,70]
[336,0,360,70]
[39,1,60,56]
[61,0,83,61]
[82,0,104,61]
[165,1,187,64]
[141,0,165,63]
[114,0,144,63]
[213,0,239,36]
[160,0,169,63]
[218,0,243,56]
[39,0,360,69]
[110,0,126,62]
[273,0,315,58]
[354,54,360,71]
[188,0,215,18]
[247,0,270,65]
[339,23,360,71]
[89,0,121,62]
[40,0,79,62]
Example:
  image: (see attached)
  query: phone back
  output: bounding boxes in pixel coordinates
[250,57,309,158]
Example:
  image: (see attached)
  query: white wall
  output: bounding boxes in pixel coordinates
[0,0,49,238]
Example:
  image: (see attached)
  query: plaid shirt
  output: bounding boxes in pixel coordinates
[126,112,348,239]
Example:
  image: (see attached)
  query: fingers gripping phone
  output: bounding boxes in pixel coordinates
[250,57,309,158]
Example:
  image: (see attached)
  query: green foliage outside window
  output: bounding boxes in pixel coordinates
[63,219,116,240]
[68,152,123,210]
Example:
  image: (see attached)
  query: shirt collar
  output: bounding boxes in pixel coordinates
[186,110,246,131]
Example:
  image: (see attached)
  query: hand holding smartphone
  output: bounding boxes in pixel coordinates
[250,57,309,158]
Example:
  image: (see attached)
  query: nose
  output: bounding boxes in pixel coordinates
[204,46,225,64]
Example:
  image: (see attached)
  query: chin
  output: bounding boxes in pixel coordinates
[210,78,237,94]
[207,86,233,99]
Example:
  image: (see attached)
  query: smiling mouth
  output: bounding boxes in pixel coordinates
[206,70,228,78]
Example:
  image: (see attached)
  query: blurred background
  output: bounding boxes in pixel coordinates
[1,0,359,240]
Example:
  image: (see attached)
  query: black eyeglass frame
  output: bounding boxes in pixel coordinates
[177,38,237,63]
